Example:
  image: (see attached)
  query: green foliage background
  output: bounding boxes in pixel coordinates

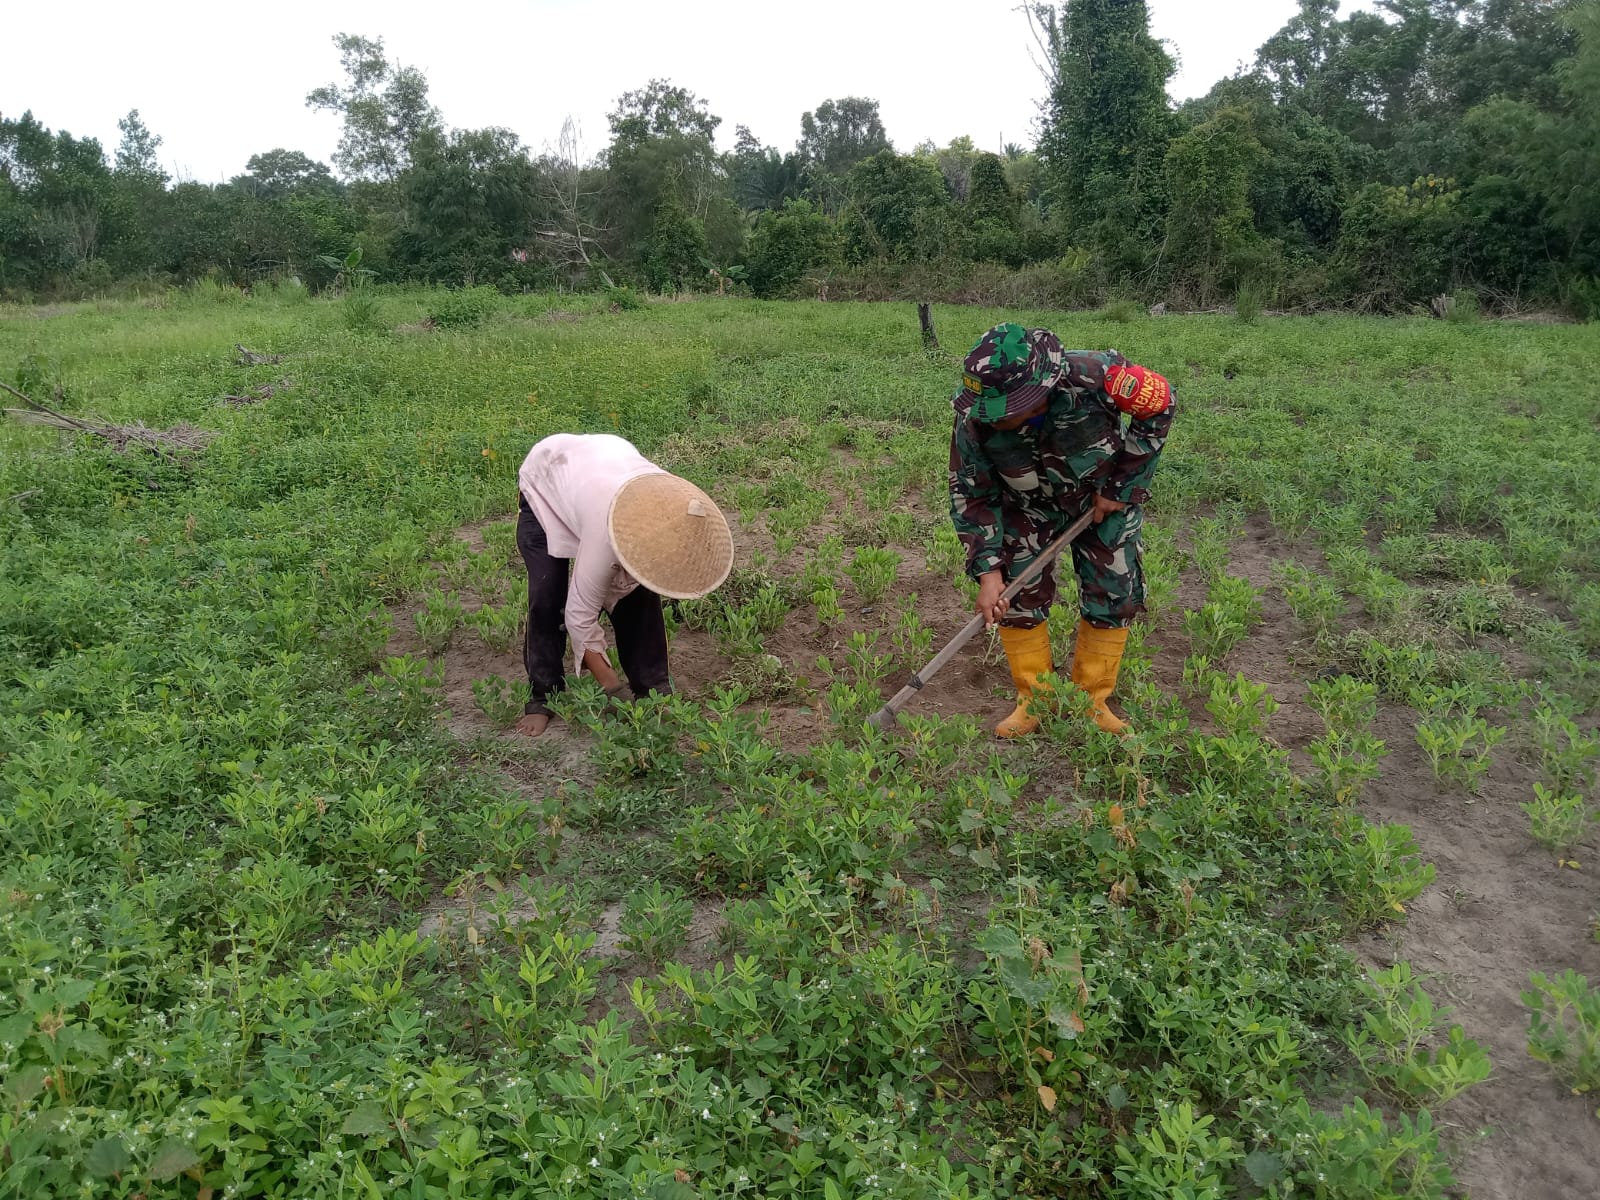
[4,4,1599,313]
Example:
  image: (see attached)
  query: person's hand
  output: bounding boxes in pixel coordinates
[581,648,624,695]
[514,712,551,737]
[1090,493,1127,524]
[975,570,1008,627]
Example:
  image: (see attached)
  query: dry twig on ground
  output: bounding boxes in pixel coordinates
[1,380,216,457]
[219,377,294,406]
[234,344,284,366]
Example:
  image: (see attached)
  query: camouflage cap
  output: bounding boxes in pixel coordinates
[953,323,1065,423]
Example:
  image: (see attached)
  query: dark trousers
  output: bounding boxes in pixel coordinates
[517,498,671,716]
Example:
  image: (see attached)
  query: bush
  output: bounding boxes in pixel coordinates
[1097,297,1143,324]
[428,285,500,329]
[746,200,841,298]
[1444,288,1481,325]
[1333,178,1466,312]
[1235,281,1266,323]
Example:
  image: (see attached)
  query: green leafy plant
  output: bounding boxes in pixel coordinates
[413,588,465,652]
[847,546,901,604]
[1524,970,1600,1096]
[472,674,531,727]
[1415,713,1506,791]
[619,880,696,964]
[1532,705,1600,794]
[1344,962,1492,1105]
[1275,561,1343,638]
[465,599,523,653]
[1521,783,1593,851]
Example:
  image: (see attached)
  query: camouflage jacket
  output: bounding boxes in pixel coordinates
[948,349,1175,579]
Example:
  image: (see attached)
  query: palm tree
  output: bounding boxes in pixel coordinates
[735,150,804,212]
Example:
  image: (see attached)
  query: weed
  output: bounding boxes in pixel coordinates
[1235,280,1266,324]
[429,285,500,328]
[1097,296,1142,323]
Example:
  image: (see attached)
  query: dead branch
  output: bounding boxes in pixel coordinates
[219,377,294,406]
[234,344,284,366]
[534,117,616,287]
[2,379,215,456]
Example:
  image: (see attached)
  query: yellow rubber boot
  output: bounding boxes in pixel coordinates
[995,623,1053,739]
[1069,620,1131,735]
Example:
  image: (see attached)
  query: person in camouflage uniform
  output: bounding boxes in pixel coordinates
[949,322,1175,737]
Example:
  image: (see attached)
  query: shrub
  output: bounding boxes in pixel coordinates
[428,285,500,329]
[746,200,842,298]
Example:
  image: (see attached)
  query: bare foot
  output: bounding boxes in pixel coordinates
[513,712,551,738]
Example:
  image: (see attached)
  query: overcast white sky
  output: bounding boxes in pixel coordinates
[4,1,1377,182]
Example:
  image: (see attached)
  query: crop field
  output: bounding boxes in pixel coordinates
[2,289,1598,1199]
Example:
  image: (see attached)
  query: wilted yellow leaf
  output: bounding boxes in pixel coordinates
[1037,1085,1057,1112]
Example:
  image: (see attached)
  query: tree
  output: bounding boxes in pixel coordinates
[607,80,720,151]
[843,151,952,262]
[733,146,803,211]
[534,118,611,284]
[1163,108,1264,300]
[638,188,709,291]
[927,136,980,202]
[232,150,339,201]
[114,110,163,180]
[1037,0,1175,249]
[398,126,538,285]
[601,81,730,281]
[797,97,891,177]
[964,153,1025,264]
[306,33,441,182]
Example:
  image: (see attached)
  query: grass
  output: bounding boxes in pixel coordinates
[1,289,1598,1198]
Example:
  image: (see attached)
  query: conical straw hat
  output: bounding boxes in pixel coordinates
[608,473,734,600]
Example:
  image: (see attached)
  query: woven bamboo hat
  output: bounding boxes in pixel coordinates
[608,473,734,600]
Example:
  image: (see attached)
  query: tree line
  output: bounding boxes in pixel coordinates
[2,1,1597,315]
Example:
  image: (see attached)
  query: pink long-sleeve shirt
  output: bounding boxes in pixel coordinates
[517,433,666,656]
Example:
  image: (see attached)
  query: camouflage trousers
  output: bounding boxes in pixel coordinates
[999,492,1145,629]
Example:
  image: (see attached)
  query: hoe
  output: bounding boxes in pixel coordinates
[868,509,1095,730]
